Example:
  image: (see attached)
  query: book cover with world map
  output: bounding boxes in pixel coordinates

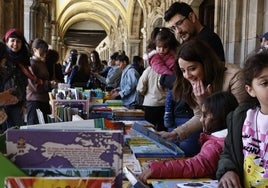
[5,128,123,187]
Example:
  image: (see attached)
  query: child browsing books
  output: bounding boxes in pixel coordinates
[26,38,57,125]
[216,50,268,187]
[138,91,238,182]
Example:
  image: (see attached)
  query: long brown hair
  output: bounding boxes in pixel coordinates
[77,53,91,74]
[172,39,226,107]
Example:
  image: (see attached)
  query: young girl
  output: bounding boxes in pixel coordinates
[26,38,57,125]
[158,39,250,143]
[217,51,268,188]
[138,91,238,182]
[144,27,179,75]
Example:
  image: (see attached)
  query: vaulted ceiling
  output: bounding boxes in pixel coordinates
[56,0,134,50]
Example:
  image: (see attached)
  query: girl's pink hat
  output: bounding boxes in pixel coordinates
[4,29,23,42]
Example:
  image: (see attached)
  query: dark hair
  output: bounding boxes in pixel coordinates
[89,50,103,72]
[46,49,59,64]
[77,53,91,74]
[132,55,143,64]
[4,29,31,66]
[31,38,48,57]
[164,2,193,21]
[70,49,78,56]
[243,51,268,86]
[90,50,101,61]
[173,39,225,107]
[116,54,129,64]
[203,91,238,133]
[3,29,25,43]
[110,52,119,60]
[146,27,179,52]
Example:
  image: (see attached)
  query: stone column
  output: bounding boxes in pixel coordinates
[29,0,39,40]
[125,39,141,63]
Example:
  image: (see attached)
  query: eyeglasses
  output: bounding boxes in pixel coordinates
[170,17,187,32]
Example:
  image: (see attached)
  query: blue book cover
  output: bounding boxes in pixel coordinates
[131,123,184,157]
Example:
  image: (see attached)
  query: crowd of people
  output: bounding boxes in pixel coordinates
[1,1,268,187]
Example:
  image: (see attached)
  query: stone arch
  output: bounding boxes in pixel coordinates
[129,1,143,38]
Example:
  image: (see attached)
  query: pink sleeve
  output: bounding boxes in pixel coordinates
[148,138,224,179]
[149,54,173,75]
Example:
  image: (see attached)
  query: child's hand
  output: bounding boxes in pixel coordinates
[138,168,153,184]
[217,171,242,188]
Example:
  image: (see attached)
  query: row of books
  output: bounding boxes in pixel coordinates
[51,99,90,122]
[122,122,219,188]
[88,103,145,120]
[3,119,124,188]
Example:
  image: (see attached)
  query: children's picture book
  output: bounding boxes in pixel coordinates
[131,123,184,157]
[6,127,123,187]
[5,176,116,188]
[151,179,218,188]
[123,153,142,174]
[129,144,183,158]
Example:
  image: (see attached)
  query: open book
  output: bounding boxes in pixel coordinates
[131,123,184,157]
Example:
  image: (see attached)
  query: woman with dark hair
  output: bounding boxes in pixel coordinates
[1,29,39,128]
[46,49,64,83]
[88,50,103,89]
[68,53,92,89]
[132,55,144,76]
[158,39,250,143]
[0,42,19,130]
[89,50,103,73]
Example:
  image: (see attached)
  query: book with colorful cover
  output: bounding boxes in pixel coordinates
[129,144,183,158]
[123,153,142,174]
[105,99,123,106]
[23,167,113,177]
[151,178,218,188]
[6,128,123,187]
[5,176,116,188]
[131,123,184,157]
[113,108,144,117]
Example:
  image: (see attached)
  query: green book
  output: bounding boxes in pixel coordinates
[0,152,27,188]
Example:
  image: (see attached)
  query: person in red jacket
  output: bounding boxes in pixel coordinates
[138,91,238,182]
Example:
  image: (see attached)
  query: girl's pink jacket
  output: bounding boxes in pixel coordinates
[148,133,225,179]
[149,50,177,75]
